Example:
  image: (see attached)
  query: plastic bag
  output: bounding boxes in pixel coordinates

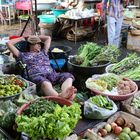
[84,97,118,119]
[0,100,17,128]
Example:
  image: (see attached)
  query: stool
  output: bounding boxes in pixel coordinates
[0,4,15,25]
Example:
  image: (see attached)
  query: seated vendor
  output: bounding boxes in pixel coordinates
[6,35,77,100]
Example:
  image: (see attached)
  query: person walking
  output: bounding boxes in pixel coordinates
[103,0,129,47]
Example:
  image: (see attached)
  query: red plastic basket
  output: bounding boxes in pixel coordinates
[9,36,21,40]
[89,79,138,101]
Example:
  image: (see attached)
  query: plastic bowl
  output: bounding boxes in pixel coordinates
[51,9,69,17]
[105,64,140,89]
[88,78,138,101]
[50,59,66,69]
[38,15,56,23]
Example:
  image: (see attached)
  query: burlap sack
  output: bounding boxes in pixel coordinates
[127,32,140,52]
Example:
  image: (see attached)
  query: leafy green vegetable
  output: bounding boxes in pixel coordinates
[109,53,140,74]
[16,99,81,140]
[90,95,113,110]
[121,65,140,80]
[0,100,17,128]
[91,45,120,65]
[100,73,122,91]
[75,42,101,66]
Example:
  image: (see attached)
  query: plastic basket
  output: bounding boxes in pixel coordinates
[51,9,68,17]
[38,15,56,24]
[50,59,66,69]
[89,78,138,101]
[17,96,72,115]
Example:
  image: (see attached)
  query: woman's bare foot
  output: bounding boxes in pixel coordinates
[59,86,77,100]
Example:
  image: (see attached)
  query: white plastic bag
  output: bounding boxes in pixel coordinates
[84,97,118,119]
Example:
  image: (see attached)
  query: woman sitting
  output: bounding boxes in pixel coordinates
[6,35,76,100]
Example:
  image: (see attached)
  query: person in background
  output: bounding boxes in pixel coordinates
[102,0,129,47]
[6,35,76,100]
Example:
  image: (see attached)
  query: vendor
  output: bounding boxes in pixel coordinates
[6,35,77,100]
[103,0,129,47]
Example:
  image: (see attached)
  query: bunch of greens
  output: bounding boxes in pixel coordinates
[90,95,113,110]
[72,42,120,67]
[121,65,140,80]
[91,45,120,65]
[75,42,101,66]
[16,99,81,140]
[100,73,122,91]
[109,53,140,74]
[0,100,17,128]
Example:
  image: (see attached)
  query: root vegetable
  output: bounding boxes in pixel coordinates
[98,128,108,137]
[104,124,112,132]
[115,117,125,126]
[114,126,122,134]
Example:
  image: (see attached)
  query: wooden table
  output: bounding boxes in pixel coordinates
[59,15,99,44]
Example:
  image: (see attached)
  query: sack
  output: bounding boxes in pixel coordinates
[66,26,94,41]
[84,97,118,119]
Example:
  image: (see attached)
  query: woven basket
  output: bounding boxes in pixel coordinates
[131,29,140,36]
[66,27,94,41]
[132,20,140,29]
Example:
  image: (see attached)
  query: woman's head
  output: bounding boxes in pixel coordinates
[27,35,42,52]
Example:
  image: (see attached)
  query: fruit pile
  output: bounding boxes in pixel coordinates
[97,116,140,140]
[0,75,27,97]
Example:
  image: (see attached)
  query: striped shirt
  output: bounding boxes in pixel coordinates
[103,0,128,18]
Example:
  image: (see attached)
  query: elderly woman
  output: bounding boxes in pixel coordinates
[103,0,129,47]
[6,35,76,100]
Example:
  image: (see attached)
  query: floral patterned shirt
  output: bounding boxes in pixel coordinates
[19,49,55,78]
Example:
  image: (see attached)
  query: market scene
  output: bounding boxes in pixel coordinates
[0,0,140,139]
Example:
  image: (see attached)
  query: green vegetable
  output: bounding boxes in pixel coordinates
[109,53,140,74]
[16,99,81,140]
[122,65,140,80]
[131,97,140,109]
[0,100,17,128]
[90,95,113,110]
[91,45,120,65]
[100,73,122,91]
[75,42,101,66]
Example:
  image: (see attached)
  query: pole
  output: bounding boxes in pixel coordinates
[34,0,38,33]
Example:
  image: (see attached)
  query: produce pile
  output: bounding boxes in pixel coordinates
[96,116,140,140]
[109,54,140,81]
[71,42,120,67]
[86,73,136,96]
[16,98,81,140]
[0,75,27,98]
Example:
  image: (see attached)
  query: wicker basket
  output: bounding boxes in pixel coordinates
[132,20,140,29]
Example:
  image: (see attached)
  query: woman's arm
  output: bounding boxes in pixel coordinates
[39,35,51,52]
[6,37,25,57]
